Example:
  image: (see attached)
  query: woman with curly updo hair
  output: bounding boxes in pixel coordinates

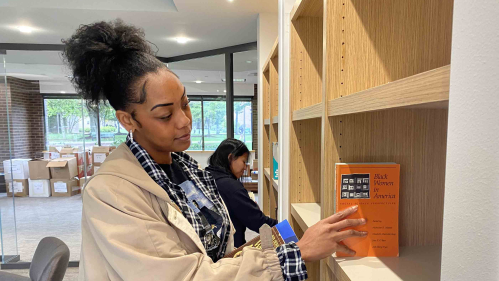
[64,19,366,281]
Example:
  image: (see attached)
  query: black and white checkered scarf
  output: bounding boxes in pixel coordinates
[126,133,231,261]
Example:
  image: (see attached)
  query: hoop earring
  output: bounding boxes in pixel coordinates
[130,129,134,139]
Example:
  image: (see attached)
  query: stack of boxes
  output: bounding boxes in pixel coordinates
[2,145,114,197]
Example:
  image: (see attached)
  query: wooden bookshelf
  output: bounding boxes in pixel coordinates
[319,0,453,280]
[261,37,279,221]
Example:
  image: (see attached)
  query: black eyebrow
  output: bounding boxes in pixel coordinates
[150,88,187,111]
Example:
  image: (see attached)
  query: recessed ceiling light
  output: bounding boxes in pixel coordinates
[246,61,252,63]
[175,37,190,44]
[60,91,66,94]
[224,90,227,93]
[195,80,203,84]
[18,26,34,34]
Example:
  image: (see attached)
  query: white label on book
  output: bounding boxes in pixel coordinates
[51,153,60,159]
[94,153,107,163]
[14,182,23,193]
[33,181,44,194]
[54,182,68,193]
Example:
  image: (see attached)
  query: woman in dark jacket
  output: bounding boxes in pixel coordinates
[206,139,278,247]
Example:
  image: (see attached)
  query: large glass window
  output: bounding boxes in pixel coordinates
[234,99,252,149]
[98,103,127,147]
[188,100,203,150]
[203,98,227,150]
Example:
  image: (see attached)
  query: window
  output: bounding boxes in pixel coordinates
[203,98,227,150]
[234,99,252,149]
[44,98,97,148]
[98,102,127,147]
[188,100,203,151]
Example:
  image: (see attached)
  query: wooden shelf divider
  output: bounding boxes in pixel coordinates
[292,102,323,121]
[290,203,321,232]
[328,65,450,117]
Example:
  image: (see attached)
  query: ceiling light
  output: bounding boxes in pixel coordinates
[175,37,190,44]
[246,61,252,63]
[224,90,227,93]
[222,78,246,82]
[18,26,34,34]
[217,90,220,92]
[195,80,203,84]
[60,91,66,94]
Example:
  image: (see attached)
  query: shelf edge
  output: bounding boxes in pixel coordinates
[328,65,450,117]
[264,119,271,125]
[292,103,323,121]
[290,203,321,232]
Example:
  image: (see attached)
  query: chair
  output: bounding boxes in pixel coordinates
[0,237,70,281]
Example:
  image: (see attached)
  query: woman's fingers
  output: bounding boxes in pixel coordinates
[323,205,359,224]
[331,218,366,231]
[334,229,368,242]
[335,243,356,256]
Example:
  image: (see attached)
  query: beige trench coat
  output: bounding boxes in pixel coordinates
[79,144,284,281]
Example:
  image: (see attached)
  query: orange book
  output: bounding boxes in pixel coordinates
[335,163,400,257]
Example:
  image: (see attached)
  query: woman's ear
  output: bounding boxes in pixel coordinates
[116,110,135,132]
[228,153,233,162]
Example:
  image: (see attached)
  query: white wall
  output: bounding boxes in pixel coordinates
[441,1,499,280]
[257,12,278,208]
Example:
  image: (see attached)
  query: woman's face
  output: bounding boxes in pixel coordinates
[126,68,192,154]
[230,152,249,179]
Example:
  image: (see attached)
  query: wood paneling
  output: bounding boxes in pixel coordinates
[263,177,270,216]
[291,17,323,111]
[289,119,322,207]
[271,56,279,119]
[325,0,454,101]
[291,0,324,21]
[328,109,448,246]
[263,70,270,119]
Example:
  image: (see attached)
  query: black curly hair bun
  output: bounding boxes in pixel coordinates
[63,19,165,111]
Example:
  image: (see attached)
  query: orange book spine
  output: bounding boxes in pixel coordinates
[335,164,400,257]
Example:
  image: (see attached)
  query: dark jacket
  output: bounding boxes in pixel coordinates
[205,166,278,248]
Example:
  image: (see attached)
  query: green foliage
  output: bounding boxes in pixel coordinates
[46,99,85,133]
[101,126,117,133]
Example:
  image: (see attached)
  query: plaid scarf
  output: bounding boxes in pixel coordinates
[126,134,231,261]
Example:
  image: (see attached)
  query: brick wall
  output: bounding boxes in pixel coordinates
[0,77,45,173]
[252,84,258,158]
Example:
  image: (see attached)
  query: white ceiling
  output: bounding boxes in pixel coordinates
[0,0,277,57]
[0,0,271,96]
[2,49,258,95]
